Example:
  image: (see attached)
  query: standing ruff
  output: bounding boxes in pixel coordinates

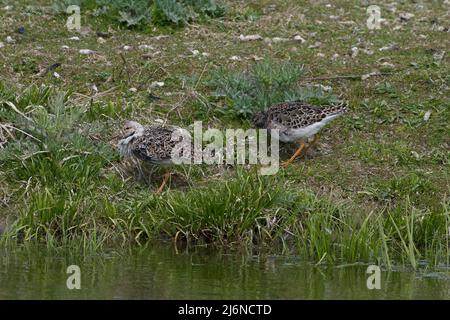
[252,101,348,166]
[117,120,186,193]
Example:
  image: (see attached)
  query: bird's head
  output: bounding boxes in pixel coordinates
[251,111,268,128]
[121,120,144,139]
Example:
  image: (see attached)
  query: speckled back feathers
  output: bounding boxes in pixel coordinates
[253,101,348,130]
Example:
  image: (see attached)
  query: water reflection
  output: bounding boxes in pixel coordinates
[0,244,449,299]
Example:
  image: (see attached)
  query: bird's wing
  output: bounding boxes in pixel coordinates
[131,127,177,164]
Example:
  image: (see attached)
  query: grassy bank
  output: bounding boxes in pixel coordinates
[0,0,449,269]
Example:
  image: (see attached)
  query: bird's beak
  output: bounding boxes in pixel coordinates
[110,131,131,141]
[109,133,121,141]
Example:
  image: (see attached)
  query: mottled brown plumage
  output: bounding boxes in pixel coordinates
[117,120,188,192]
[118,121,186,165]
[131,126,180,164]
[252,101,348,166]
[252,101,348,142]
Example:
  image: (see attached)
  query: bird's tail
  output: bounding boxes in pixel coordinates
[323,101,348,116]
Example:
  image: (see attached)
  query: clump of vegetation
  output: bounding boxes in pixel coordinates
[0,84,117,244]
[63,0,227,27]
[207,57,339,118]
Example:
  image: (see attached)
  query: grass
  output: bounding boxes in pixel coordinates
[0,0,449,269]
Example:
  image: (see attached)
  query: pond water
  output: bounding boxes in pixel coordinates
[0,244,449,299]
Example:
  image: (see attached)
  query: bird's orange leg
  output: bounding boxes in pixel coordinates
[156,170,171,194]
[282,143,306,168]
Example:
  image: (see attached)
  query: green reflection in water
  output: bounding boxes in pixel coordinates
[0,244,449,299]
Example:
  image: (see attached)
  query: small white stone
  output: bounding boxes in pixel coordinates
[433,50,445,62]
[351,47,359,58]
[317,53,325,58]
[123,45,132,51]
[5,36,15,44]
[61,45,70,49]
[138,44,154,50]
[150,81,164,88]
[129,87,137,92]
[293,35,306,43]
[379,44,398,51]
[399,12,414,21]
[361,71,380,81]
[202,52,209,57]
[250,55,263,61]
[380,62,395,68]
[97,37,106,44]
[69,36,80,41]
[272,37,289,43]
[229,55,241,61]
[79,49,95,55]
[239,34,263,41]
[191,49,200,56]
[0,42,4,48]
[411,151,420,160]
[308,41,322,49]
[423,110,432,121]
[53,72,60,79]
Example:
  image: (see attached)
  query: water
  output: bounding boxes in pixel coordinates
[1,244,449,299]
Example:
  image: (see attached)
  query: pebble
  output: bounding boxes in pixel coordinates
[138,44,154,50]
[380,62,395,68]
[272,37,289,43]
[150,81,164,88]
[239,34,263,41]
[79,49,95,55]
[293,35,306,43]
[308,41,322,49]
[379,44,399,51]
[399,12,414,21]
